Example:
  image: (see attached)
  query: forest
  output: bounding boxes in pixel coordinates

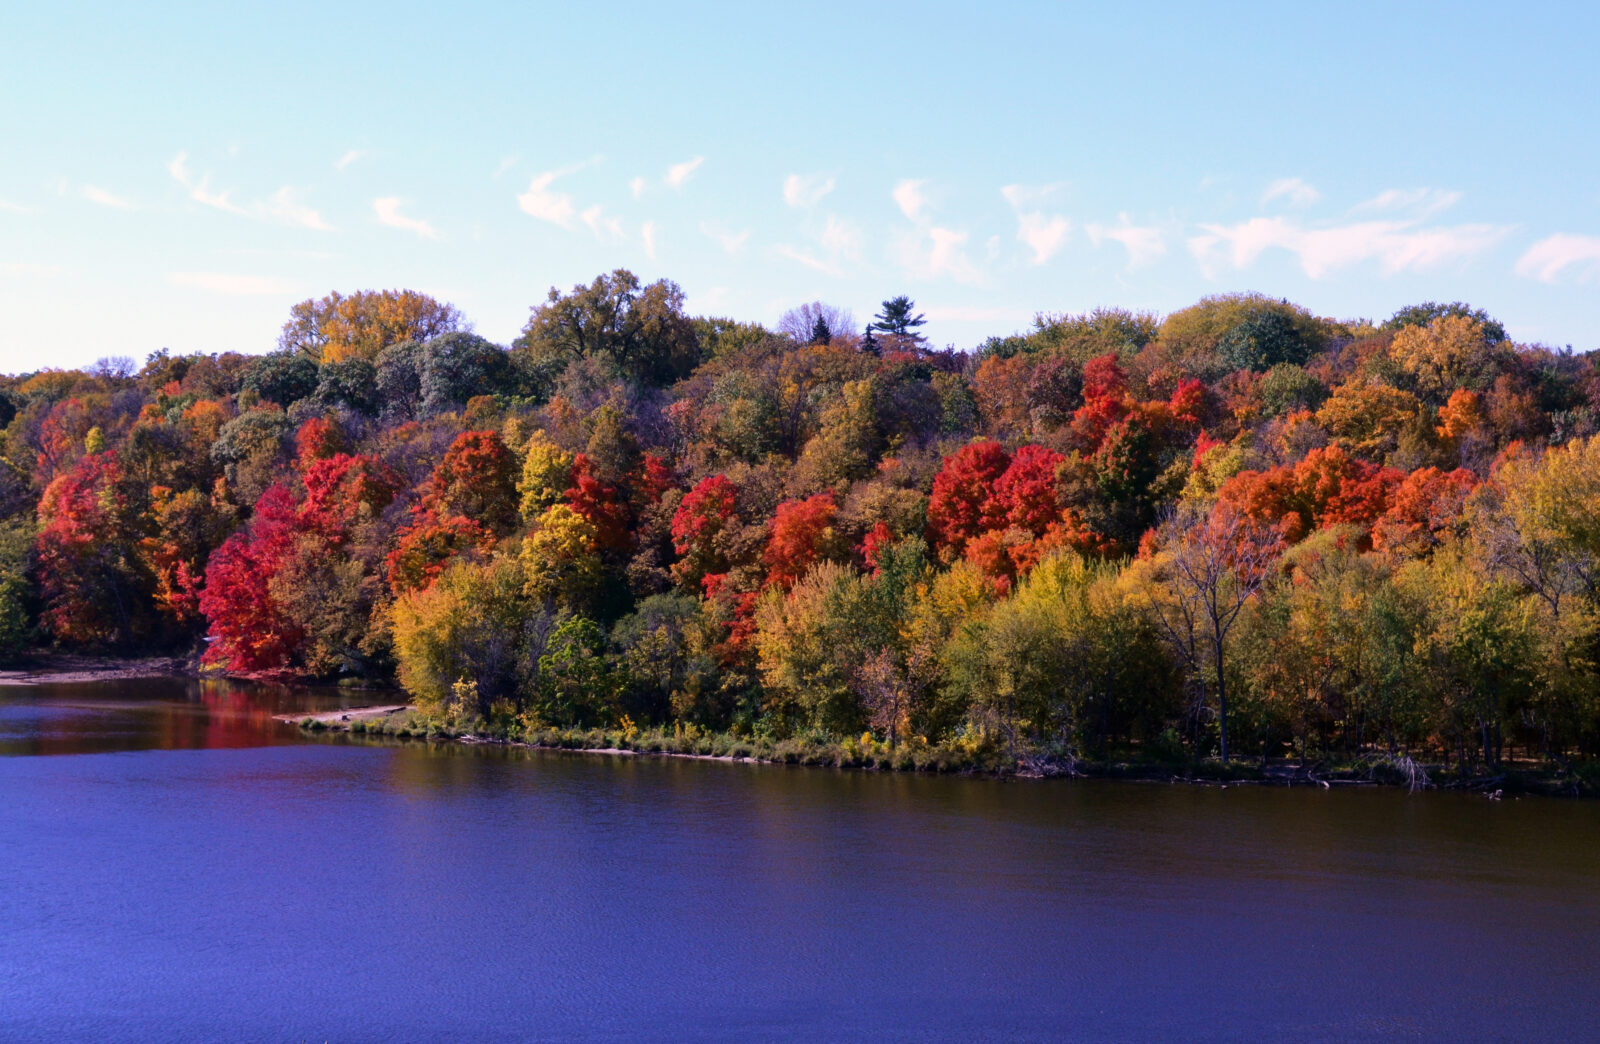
[7,274,1600,774]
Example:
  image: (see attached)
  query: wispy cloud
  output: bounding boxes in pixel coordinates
[1350,187,1462,219]
[1515,233,1600,283]
[818,216,861,260]
[896,225,982,285]
[1086,215,1167,269]
[774,215,861,278]
[168,271,295,295]
[700,221,749,256]
[999,182,1065,209]
[0,198,31,215]
[630,176,646,200]
[666,156,703,190]
[893,179,929,221]
[82,185,132,210]
[783,173,835,208]
[581,204,624,240]
[1014,212,1071,264]
[517,162,591,228]
[335,149,367,172]
[492,156,518,180]
[1188,215,1508,279]
[774,244,842,277]
[168,151,330,229]
[373,197,439,239]
[1261,177,1320,207]
[263,188,330,230]
[169,151,244,214]
[1002,184,1070,264]
[641,220,658,259]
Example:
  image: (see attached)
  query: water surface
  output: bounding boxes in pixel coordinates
[1,679,1597,1041]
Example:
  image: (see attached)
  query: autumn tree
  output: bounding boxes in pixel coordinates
[1141,502,1285,761]
[279,289,469,363]
[515,269,699,388]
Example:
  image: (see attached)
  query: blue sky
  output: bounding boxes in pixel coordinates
[3,1,1598,371]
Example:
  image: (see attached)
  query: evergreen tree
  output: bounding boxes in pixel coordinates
[872,296,927,342]
[811,315,832,344]
[860,326,879,355]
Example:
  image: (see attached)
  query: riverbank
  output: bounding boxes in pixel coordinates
[291,706,1600,797]
[0,654,193,686]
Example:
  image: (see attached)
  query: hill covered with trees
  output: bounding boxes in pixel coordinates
[6,275,1599,774]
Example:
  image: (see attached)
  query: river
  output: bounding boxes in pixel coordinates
[2,678,1597,1041]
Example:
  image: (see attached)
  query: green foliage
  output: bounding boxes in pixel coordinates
[0,521,33,660]
[1385,301,1507,344]
[241,351,319,408]
[4,276,1598,777]
[1259,363,1328,417]
[515,269,700,389]
[391,558,529,713]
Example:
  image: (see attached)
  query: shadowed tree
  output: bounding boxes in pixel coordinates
[1144,502,1285,761]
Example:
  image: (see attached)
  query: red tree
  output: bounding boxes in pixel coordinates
[671,475,740,587]
[927,440,1011,554]
[765,492,839,588]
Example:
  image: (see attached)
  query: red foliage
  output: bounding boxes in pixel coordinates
[423,430,518,535]
[1192,430,1223,467]
[926,440,1011,553]
[672,475,739,556]
[635,453,677,506]
[992,444,1065,536]
[1167,378,1206,425]
[701,573,759,666]
[1218,445,1403,545]
[385,512,495,595]
[299,453,402,545]
[199,484,305,671]
[1372,467,1479,555]
[860,520,895,573]
[201,453,399,671]
[565,454,631,551]
[294,417,346,465]
[34,452,131,643]
[765,492,838,588]
[1069,354,1130,450]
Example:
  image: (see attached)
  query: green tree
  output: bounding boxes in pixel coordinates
[872,296,927,342]
[515,269,700,389]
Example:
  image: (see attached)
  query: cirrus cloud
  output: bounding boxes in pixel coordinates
[783,173,835,208]
[1515,233,1600,283]
[373,197,439,239]
[1188,215,1508,279]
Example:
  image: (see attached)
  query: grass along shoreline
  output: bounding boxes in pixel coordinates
[289,706,1600,797]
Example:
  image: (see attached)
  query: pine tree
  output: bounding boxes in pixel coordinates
[811,315,831,344]
[872,296,927,342]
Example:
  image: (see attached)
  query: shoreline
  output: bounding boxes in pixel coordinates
[289,705,1597,798]
[0,655,193,687]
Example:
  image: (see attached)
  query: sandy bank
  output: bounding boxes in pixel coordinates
[273,704,412,725]
[0,655,191,686]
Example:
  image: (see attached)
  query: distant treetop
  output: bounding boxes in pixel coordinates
[1385,301,1507,344]
[872,296,927,341]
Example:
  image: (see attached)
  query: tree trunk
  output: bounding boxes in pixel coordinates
[1214,636,1229,762]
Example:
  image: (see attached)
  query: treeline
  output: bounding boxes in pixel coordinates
[7,276,1600,769]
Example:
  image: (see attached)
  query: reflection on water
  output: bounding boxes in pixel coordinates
[0,676,378,756]
[1,681,1598,1041]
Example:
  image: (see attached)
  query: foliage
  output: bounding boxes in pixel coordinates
[1,276,1596,772]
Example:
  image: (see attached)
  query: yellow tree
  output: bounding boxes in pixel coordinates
[279,289,468,363]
